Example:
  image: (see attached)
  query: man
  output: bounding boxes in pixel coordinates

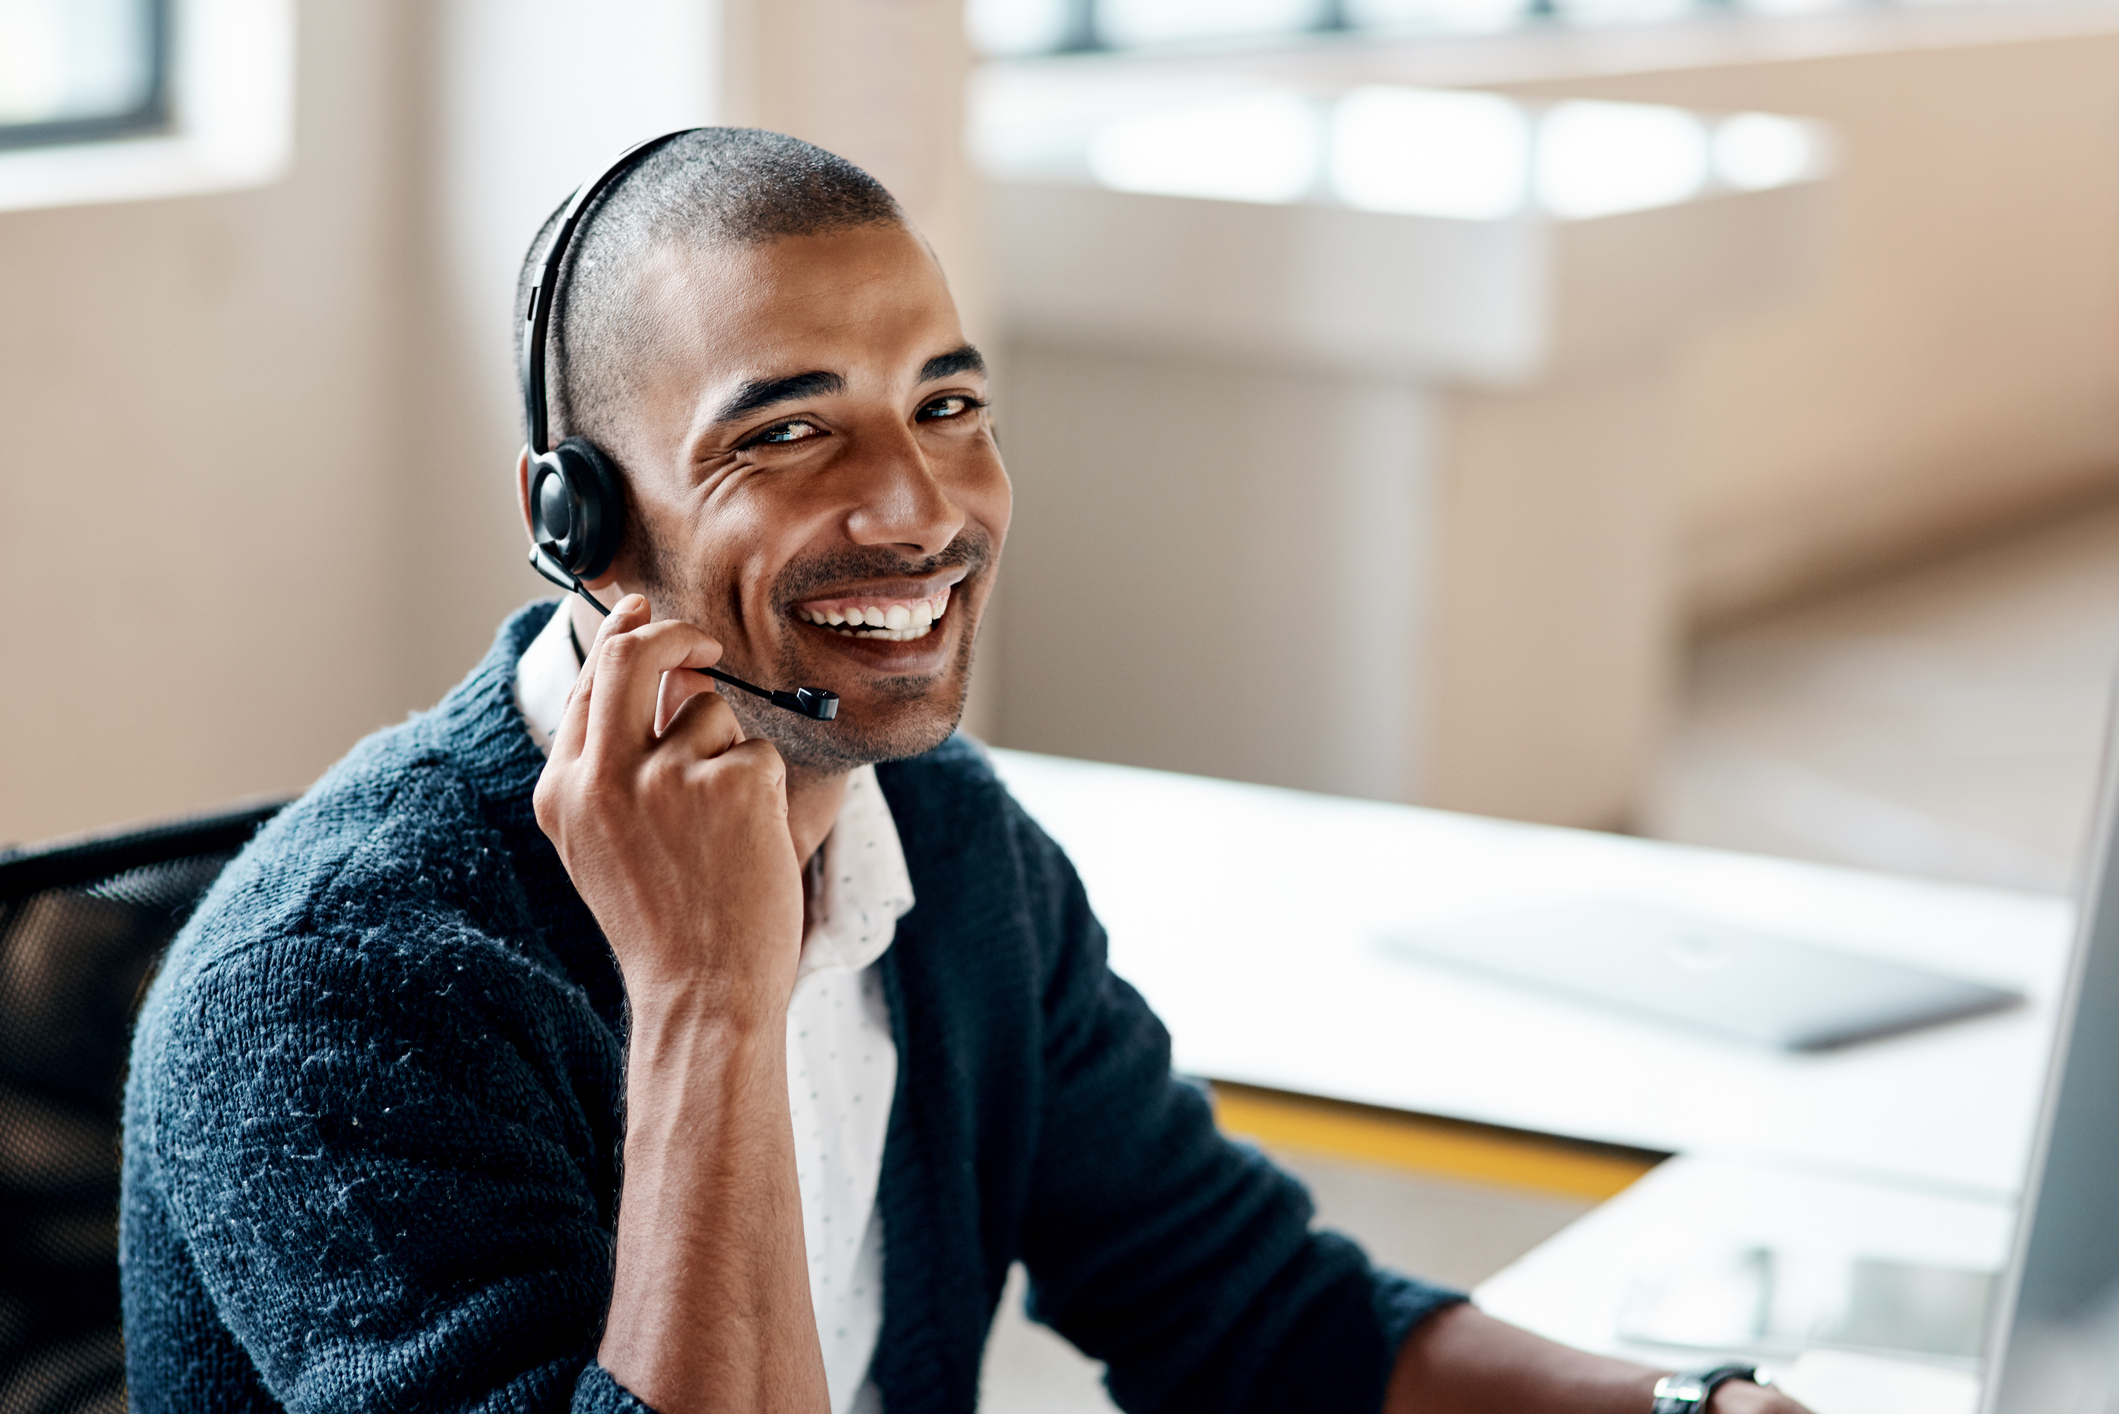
[122,129,1808,1414]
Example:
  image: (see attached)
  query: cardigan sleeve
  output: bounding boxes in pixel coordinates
[124,905,658,1414]
[1004,802,1466,1414]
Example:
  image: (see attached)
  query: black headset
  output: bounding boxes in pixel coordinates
[521,131,838,722]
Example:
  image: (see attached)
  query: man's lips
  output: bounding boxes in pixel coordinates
[791,576,961,644]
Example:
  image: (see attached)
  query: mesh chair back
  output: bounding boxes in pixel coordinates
[0,801,285,1414]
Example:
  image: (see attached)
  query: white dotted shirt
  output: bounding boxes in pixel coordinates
[515,605,908,1414]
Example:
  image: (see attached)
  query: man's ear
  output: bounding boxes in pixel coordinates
[514,447,536,535]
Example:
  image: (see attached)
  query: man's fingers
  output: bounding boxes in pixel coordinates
[660,680,745,761]
[548,596,647,763]
[655,664,724,739]
[583,598,726,760]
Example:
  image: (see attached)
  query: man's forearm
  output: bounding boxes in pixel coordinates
[538,598,823,1412]
[1386,1304,1806,1414]
[598,1011,827,1414]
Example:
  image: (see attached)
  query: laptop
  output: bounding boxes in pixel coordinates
[1379,897,2023,1051]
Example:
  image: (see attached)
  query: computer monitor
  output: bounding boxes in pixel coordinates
[1982,716,2119,1412]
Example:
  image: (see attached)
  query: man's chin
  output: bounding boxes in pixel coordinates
[729,675,969,774]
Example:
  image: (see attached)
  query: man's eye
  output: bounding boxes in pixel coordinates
[917,395,985,422]
[748,419,823,446]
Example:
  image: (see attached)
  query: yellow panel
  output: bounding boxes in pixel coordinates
[1210,1083,1661,1203]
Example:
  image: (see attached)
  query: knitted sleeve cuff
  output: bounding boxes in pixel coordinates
[1373,1269,1473,1357]
[574,1362,658,1414]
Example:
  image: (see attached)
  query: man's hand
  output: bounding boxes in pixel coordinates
[533,594,827,1414]
[1387,1304,1817,1414]
[534,593,805,1025]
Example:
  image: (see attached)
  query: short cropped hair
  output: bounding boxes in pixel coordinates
[514,127,903,447]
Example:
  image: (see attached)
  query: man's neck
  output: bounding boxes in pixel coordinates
[784,766,850,867]
[565,593,847,863]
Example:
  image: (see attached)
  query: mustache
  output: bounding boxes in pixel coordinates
[770,523,994,604]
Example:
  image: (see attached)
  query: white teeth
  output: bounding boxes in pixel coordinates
[796,589,955,639]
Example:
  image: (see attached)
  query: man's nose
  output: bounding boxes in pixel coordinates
[845,431,966,558]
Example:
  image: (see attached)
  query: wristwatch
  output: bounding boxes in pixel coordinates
[1651,1364,1764,1412]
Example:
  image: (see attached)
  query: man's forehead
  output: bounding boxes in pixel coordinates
[639,224,950,332]
[640,230,947,354]
[627,229,967,416]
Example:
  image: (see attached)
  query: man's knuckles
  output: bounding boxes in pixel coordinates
[681,753,789,812]
[713,739,789,794]
[531,776,561,832]
[595,626,649,668]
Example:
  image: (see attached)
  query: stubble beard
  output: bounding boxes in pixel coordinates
[635,525,990,774]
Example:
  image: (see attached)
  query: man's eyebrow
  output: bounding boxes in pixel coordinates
[919,345,986,384]
[711,370,846,425]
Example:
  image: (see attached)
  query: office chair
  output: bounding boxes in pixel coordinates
[0,800,285,1414]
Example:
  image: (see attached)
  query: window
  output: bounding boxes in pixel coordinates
[969,0,1537,53]
[0,0,171,150]
[968,0,2001,55]
[0,0,292,215]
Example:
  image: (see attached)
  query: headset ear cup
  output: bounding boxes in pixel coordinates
[562,437,627,581]
[527,452,574,570]
[529,438,627,581]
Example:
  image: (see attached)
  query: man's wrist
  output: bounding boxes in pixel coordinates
[622,1001,791,1105]
[621,963,795,1039]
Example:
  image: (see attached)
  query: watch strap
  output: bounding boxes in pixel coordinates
[1651,1364,1760,1413]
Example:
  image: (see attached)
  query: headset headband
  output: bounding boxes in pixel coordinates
[520,129,697,455]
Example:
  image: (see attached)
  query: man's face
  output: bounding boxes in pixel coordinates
[592,222,1009,771]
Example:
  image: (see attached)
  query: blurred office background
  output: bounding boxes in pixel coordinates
[5,1,2117,1409]
[5,0,2118,895]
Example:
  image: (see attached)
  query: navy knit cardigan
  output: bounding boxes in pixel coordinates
[120,602,1461,1413]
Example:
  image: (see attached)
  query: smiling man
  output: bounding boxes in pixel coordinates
[120,130,1808,1414]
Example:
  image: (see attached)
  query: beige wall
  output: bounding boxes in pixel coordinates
[720,0,985,340]
[0,0,607,847]
[1496,26,2119,625]
[0,0,432,845]
[1001,9,2119,628]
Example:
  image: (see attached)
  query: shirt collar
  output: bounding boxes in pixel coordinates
[514,602,911,978]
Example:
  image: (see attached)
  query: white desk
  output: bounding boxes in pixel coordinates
[1473,1155,1998,1413]
[989,748,2074,1198]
